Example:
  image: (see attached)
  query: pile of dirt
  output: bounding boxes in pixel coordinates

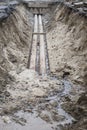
[0,69,63,112]
[0,4,33,92]
[44,3,87,86]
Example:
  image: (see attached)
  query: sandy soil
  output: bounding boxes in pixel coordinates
[45,4,87,86]
[0,5,33,91]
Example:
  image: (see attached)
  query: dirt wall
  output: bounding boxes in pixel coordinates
[45,3,87,86]
[0,4,33,91]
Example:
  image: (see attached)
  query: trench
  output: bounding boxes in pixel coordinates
[0,2,85,130]
[26,11,76,130]
[28,14,49,75]
[0,11,76,129]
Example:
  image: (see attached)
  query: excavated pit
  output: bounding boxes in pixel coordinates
[0,1,87,130]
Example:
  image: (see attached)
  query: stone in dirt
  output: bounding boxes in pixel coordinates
[2,116,11,123]
[32,88,46,97]
[13,117,27,126]
[39,111,51,123]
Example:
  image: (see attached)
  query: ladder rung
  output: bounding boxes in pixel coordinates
[33,32,46,35]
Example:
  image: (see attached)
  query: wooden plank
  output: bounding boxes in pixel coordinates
[39,15,46,74]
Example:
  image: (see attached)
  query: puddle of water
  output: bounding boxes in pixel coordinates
[0,111,54,130]
[0,106,74,130]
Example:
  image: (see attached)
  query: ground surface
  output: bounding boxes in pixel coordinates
[0,69,85,130]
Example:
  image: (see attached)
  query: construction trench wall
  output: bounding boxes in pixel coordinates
[0,4,33,91]
[44,2,87,86]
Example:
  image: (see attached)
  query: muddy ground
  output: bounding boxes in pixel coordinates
[0,1,87,130]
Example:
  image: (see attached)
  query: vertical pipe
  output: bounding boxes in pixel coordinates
[34,14,38,33]
[36,15,40,73]
[30,14,38,70]
[39,15,46,74]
